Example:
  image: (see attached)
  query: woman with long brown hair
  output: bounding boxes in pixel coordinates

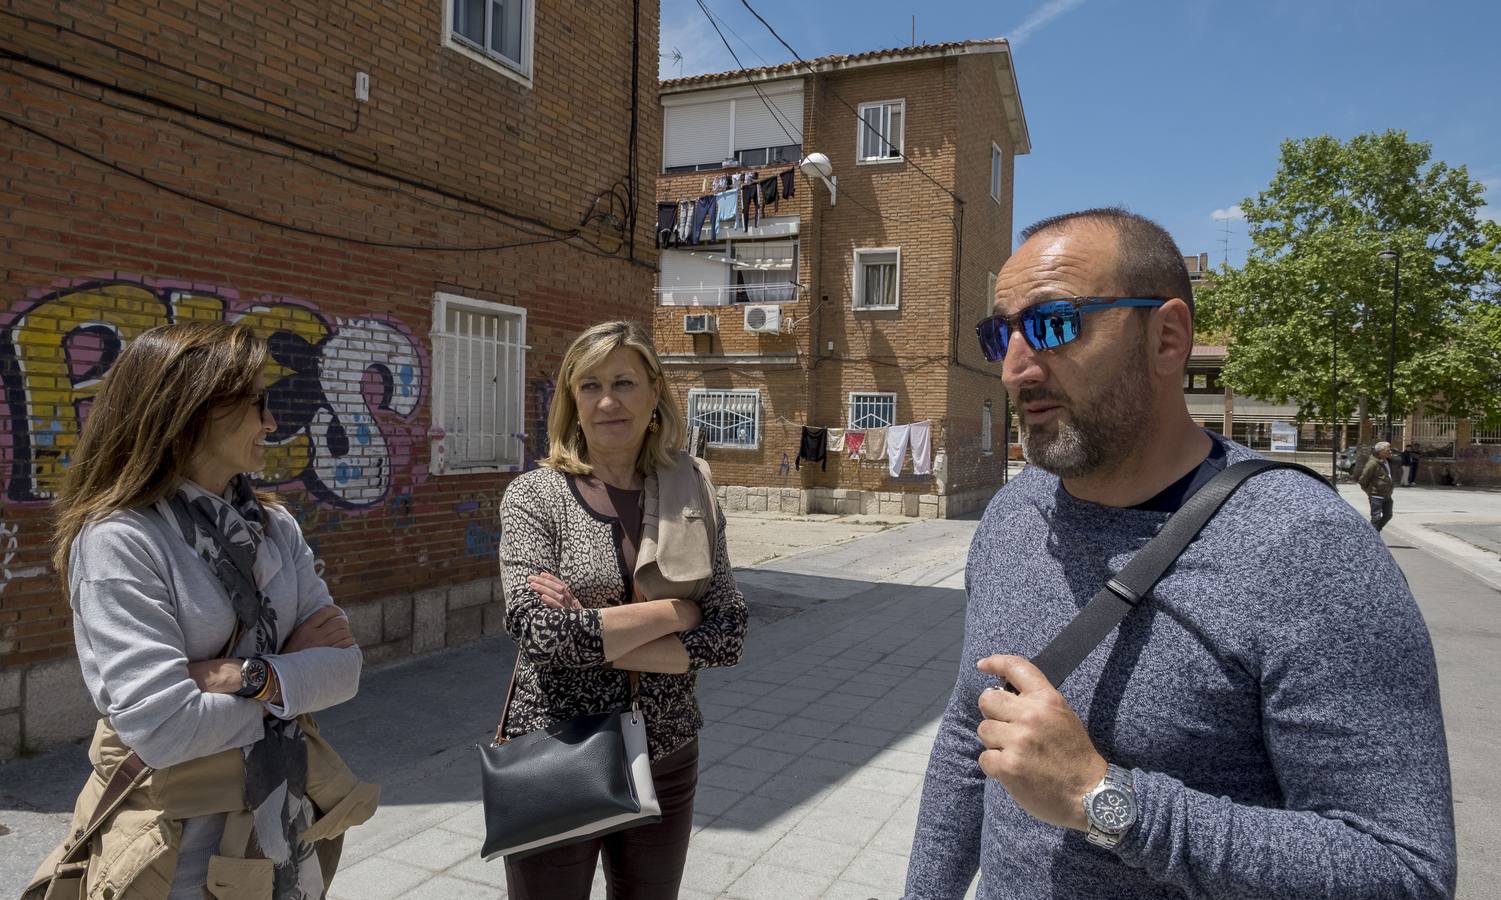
[27,321,376,900]
[496,320,747,898]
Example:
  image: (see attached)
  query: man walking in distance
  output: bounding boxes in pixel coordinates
[1360,440,1398,531]
[904,208,1455,899]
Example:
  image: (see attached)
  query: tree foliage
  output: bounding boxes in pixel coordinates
[1196,131,1500,428]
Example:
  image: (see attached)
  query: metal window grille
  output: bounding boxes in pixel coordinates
[848,393,896,430]
[1411,415,1457,459]
[1473,424,1501,445]
[431,294,526,469]
[688,390,760,448]
[982,401,993,453]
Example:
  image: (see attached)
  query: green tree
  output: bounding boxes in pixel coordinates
[1197,131,1500,436]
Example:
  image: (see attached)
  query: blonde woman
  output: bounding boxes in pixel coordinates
[498,320,748,899]
[28,322,376,900]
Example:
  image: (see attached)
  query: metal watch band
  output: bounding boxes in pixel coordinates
[1084,764,1136,849]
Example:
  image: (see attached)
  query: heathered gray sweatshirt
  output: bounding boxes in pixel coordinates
[905,436,1456,899]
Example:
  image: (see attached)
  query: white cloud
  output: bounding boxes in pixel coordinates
[1006,0,1088,47]
[1211,205,1246,221]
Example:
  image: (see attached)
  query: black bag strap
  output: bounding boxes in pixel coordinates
[1019,459,1331,692]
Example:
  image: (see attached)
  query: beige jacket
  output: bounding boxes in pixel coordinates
[634,452,719,602]
[25,716,378,900]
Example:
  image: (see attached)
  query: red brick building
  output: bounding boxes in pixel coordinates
[0,0,660,756]
[650,41,1029,518]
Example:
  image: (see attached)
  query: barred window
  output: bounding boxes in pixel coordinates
[848,392,897,430]
[430,293,527,471]
[688,389,760,449]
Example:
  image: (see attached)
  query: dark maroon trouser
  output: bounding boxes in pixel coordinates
[504,739,699,900]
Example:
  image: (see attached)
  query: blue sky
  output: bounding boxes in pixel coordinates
[660,0,1501,267]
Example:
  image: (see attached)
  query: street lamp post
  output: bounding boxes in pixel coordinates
[1326,308,1339,483]
[1378,247,1401,443]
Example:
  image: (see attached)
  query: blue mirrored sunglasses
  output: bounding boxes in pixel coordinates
[975,297,1166,361]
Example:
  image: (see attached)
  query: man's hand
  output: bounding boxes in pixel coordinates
[282,606,356,652]
[975,654,1108,832]
[528,572,582,608]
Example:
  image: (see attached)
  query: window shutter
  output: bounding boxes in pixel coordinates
[733,92,803,150]
[658,249,730,306]
[664,100,733,169]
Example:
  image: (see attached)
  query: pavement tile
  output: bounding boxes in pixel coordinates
[784,755,858,782]
[725,860,834,900]
[701,762,775,792]
[867,749,933,774]
[798,703,862,724]
[724,745,799,773]
[753,772,837,805]
[805,738,881,765]
[751,730,821,755]
[843,765,926,798]
[815,784,907,820]
[818,691,881,711]
[782,716,846,738]
[327,856,430,900]
[717,792,811,829]
[700,722,769,745]
[869,812,921,855]
[380,825,478,872]
[693,784,747,816]
[841,680,893,698]
[729,708,792,730]
[445,854,510,888]
[763,833,861,879]
[818,882,888,900]
[697,737,739,766]
[840,847,913,889]
[833,724,900,748]
[887,731,939,755]
[690,820,788,861]
[401,874,505,899]
[789,809,883,848]
[748,694,813,715]
[776,685,830,704]
[435,803,488,839]
[680,847,755,895]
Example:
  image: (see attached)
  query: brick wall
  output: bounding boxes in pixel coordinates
[0,0,661,756]
[651,52,1018,512]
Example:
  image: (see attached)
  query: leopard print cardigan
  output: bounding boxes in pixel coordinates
[497,465,748,761]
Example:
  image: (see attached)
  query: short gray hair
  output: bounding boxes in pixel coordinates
[1374,441,1392,454]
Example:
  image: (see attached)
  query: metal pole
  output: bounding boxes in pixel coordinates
[1000,393,1010,486]
[1330,310,1338,483]
[1385,253,1399,442]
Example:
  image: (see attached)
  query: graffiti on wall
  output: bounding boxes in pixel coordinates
[0,278,428,510]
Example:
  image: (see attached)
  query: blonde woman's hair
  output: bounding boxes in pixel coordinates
[543,321,685,476]
[52,321,277,579]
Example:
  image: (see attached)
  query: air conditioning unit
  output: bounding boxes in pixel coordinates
[743,304,783,334]
[684,313,718,334]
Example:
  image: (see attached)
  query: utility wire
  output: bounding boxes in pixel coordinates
[735,0,960,204]
[700,1,774,69]
[695,0,802,147]
[0,113,601,253]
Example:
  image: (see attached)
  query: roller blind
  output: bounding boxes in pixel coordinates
[733,92,803,150]
[664,100,732,169]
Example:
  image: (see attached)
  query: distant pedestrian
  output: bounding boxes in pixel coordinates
[496,321,747,898]
[1403,442,1422,486]
[1360,441,1398,531]
[906,208,1454,899]
[26,322,376,900]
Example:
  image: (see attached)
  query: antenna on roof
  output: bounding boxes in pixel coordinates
[1219,218,1232,268]
[912,15,916,47]
[661,47,684,77]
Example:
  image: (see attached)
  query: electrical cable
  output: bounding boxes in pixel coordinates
[694,0,802,148]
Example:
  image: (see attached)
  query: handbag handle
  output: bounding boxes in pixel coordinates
[1015,460,1331,692]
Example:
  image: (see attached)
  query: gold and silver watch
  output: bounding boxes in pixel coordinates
[1081,763,1137,849]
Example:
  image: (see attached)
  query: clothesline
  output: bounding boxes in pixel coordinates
[656,168,798,249]
[794,421,935,478]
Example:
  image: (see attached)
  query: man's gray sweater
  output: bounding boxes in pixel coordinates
[905,437,1456,899]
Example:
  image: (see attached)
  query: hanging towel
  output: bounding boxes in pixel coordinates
[780,168,796,200]
[690,195,715,244]
[760,175,780,211]
[656,202,678,249]
[887,424,912,478]
[796,426,828,471]
[716,188,739,234]
[845,431,866,459]
[863,427,888,464]
[908,420,932,475]
[827,428,847,453]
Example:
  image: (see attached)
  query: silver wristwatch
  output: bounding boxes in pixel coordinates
[1081,763,1137,849]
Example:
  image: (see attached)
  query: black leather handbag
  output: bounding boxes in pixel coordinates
[478,665,660,861]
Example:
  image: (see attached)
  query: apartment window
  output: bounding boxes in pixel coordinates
[663,91,804,172]
[449,0,532,79]
[857,99,904,162]
[853,248,901,310]
[848,392,897,430]
[688,389,760,448]
[733,240,798,304]
[982,400,994,454]
[1183,368,1222,394]
[990,143,1003,202]
[430,293,527,470]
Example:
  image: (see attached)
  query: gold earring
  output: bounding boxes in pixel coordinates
[647,410,661,434]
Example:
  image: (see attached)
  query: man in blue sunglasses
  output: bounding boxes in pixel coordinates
[906,208,1454,899]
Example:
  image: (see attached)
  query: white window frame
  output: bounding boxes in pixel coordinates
[430,292,528,473]
[442,0,535,88]
[856,99,905,164]
[990,142,1003,202]
[981,400,994,455]
[847,392,897,430]
[687,389,761,449]
[986,271,998,315]
[853,247,902,310]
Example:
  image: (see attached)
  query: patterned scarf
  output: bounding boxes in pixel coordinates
[156,475,324,900]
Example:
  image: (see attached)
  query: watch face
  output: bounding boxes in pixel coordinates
[1089,787,1136,832]
[242,659,268,693]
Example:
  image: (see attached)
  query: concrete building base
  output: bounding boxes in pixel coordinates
[713,484,996,520]
[0,577,503,761]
